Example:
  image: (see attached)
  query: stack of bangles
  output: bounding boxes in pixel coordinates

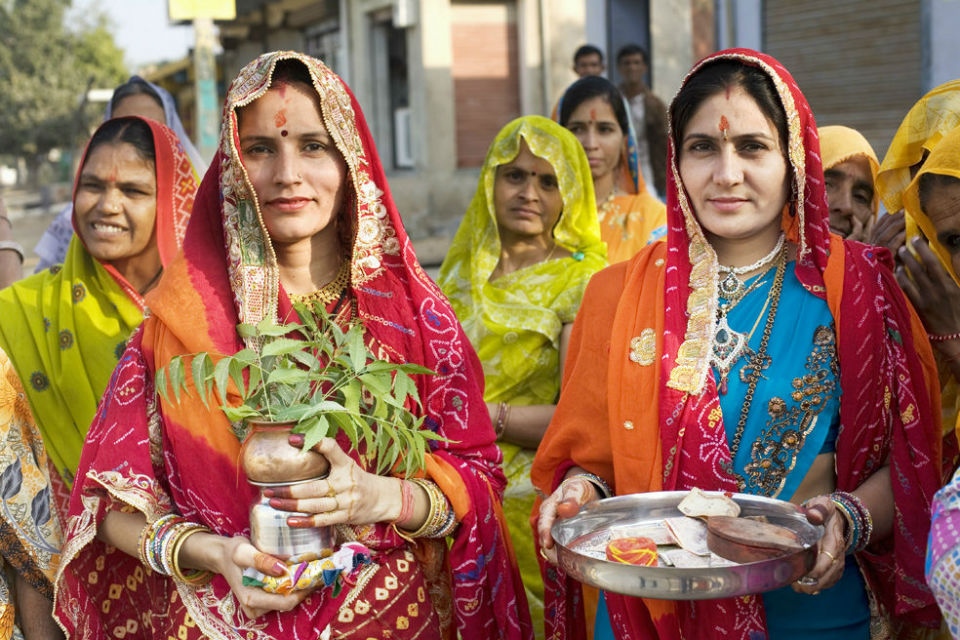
[396,478,458,539]
[138,513,214,585]
[830,491,873,554]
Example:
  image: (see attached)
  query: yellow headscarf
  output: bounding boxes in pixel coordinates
[902,124,960,288]
[818,125,880,216]
[877,79,960,214]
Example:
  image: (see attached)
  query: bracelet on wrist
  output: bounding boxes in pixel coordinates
[0,240,24,263]
[393,479,415,525]
[830,491,873,553]
[494,402,510,440]
[403,478,457,538]
[929,331,960,343]
[561,472,613,500]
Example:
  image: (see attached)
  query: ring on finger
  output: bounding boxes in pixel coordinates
[332,495,340,512]
[796,576,818,586]
[538,547,548,561]
[325,486,336,498]
[821,549,836,563]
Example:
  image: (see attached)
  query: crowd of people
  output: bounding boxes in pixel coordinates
[0,40,956,640]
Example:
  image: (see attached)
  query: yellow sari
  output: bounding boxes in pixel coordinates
[438,115,606,639]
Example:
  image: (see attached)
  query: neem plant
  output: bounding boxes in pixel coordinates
[155,301,439,475]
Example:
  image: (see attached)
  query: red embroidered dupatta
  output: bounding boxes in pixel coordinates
[55,52,530,640]
[531,48,943,639]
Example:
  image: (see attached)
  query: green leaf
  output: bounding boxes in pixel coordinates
[262,337,311,358]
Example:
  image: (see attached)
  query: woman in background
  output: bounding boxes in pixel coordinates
[34,75,206,272]
[897,124,960,637]
[438,115,605,638]
[558,75,666,262]
[0,115,196,639]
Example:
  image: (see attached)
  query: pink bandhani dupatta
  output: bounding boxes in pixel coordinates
[55,51,531,640]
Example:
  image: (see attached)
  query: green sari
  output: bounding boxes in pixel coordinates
[438,115,606,638]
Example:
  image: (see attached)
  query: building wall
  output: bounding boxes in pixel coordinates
[763,0,922,159]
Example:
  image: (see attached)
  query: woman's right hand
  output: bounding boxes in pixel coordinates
[205,534,310,618]
[536,475,600,564]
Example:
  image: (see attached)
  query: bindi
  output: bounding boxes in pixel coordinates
[589,108,597,121]
[280,130,288,137]
[274,109,287,128]
[719,115,730,141]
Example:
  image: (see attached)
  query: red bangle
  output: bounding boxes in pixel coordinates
[394,479,415,524]
[929,331,960,343]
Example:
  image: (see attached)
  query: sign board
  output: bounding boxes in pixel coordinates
[168,0,236,21]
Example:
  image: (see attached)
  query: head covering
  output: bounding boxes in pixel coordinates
[0,116,197,484]
[555,83,649,196]
[55,52,531,640]
[876,79,960,214]
[105,75,208,177]
[532,48,943,638]
[438,115,606,344]
[33,76,207,271]
[819,124,880,215]
[902,124,960,286]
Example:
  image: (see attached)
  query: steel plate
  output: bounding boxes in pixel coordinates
[551,491,823,600]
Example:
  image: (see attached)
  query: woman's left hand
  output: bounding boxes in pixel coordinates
[264,437,401,528]
[793,495,846,594]
[897,236,960,337]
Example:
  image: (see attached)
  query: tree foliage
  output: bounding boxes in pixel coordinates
[0,0,128,162]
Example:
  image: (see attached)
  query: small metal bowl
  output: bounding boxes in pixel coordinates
[552,491,822,600]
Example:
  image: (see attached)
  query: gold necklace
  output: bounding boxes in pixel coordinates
[596,188,618,222]
[288,260,351,306]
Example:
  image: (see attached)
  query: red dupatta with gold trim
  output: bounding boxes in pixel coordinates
[55,52,530,640]
[531,49,943,639]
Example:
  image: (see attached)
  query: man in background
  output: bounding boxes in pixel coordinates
[616,43,667,198]
[572,44,605,78]
[819,125,879,242]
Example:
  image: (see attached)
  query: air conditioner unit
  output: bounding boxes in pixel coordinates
[393,0,417,28]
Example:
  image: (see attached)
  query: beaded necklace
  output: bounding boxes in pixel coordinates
[287,260,351,306]
[717,233,785,298]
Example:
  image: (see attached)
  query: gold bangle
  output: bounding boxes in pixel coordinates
[404,478,454,538]
[170,524,214,585]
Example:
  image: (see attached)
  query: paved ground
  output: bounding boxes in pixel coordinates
[1,187,67,274]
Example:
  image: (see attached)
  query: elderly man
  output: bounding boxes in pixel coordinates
[819,125,879,242]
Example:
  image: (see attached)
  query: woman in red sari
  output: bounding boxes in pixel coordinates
[54,51,530,640]
[532,49,944,639]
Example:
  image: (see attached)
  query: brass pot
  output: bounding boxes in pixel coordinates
[240,420,329,485]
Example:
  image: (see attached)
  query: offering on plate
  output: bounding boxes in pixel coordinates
[606,536,658,566]
[706,515,804,563]
[677,487,741,518]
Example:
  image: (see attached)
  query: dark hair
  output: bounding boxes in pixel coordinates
[918,172,960,212]
[670,59,788,154]
[84,117,156,168]
[573,44,604,65]
[271,58,314,86]
[109,78,164,115]
[558,75,630,136]
[616,43,649,65]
